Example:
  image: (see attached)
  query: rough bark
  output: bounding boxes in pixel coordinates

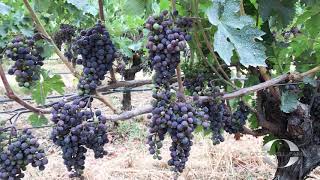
[274,145,320,180]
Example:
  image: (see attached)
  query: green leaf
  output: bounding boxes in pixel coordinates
[0,2,11,15]
[258,0,298,28]
[280,91,299,113]
[263,134,280,155]
[303,76,317,87]
[159,0,169,11]
[128,42,143,51]
[31,71,65,105]
[28,113,48,127]
[124,0,147,16]
[34,0,51,12]
[305,13,320,37]
[207,0,267,67]
[67,0,98,15]
[248,114,259,129]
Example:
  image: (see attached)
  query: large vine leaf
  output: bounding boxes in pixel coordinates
[258,0,298,28]
[66,0,98,15]
[124,0,149,16]
[0,2,11,15]
[207,0,267,67]
[31,71,65,105]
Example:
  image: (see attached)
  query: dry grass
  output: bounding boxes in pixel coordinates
[24,133,274,180]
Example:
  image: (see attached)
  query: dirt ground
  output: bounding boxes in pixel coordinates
[1,61,320,180]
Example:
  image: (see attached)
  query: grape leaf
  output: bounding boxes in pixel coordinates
[263,134,280,155]
[303,76,317,87]
[34,0,51,12]
[31,71,65,105]
[124,0,148,16]
[280,91,299,113]
[28,113,48,127]
[258,0,298,28]
[67,0,98,15]
[207,0,267,67]
[0,2,11,15]
[128,42,143,51]
[159,0,169,11]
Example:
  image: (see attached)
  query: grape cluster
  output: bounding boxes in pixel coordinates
[5,36,44,88]
[53,24,76,50]
[50,98,108,177]
[145,10,192,87]
[147,90,174,158]
[146,96,199,173]
[74,21,116,95]
[167,102,198,172]
[0,129,48,180]
[311,96,320,120]
[193,88,231,145]
[183,73,211,94]
[224,101,249,134]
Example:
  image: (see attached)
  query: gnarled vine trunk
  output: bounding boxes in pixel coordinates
[274,145,320,180]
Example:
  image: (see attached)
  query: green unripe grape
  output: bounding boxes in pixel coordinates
[153,23,160,30]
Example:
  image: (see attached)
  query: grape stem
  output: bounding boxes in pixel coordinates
[98,0,117,83]
[94,92,119,114]
[0,63,50,114]
[97,77,180,92]
[22,0,80,78]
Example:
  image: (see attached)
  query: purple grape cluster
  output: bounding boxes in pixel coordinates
[74,21,116,95]
[50,98,108,178]
[5,36,44,88]
[53,24,76,49]
[145,10,192,87]
[146,97,199,173]
[167,102,199,172]
[0,129,48,180]
[224,101,249,134]
[193,89,231,145]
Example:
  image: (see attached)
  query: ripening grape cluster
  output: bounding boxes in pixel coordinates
[50,98,108,178]
[53,24,77,65]
[224,101,249,134]
[0,129,48,180]
[146,94,200,172]
[53,24,76,50]
[193,87,231,145]
[5,36,44,88]
[145,10,192,87]
[145,10,197,174]
[74,21,116,95]
[183,73,211,94]
[167,102,199,172]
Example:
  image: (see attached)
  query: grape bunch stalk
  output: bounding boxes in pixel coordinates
[50,97,108,178]
[5,36,44,88]
[0,129,48,180]
[74,21,116,95]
